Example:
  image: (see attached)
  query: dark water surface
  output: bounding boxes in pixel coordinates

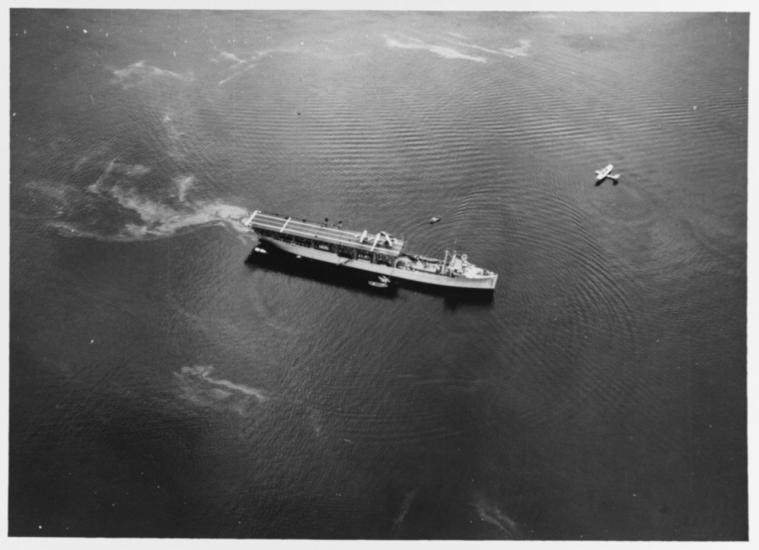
[9,10,747,539]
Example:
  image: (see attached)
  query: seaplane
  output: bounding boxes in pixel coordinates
[595,164,620,185]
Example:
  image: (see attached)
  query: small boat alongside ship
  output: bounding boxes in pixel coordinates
[367,275,392,289]
[242,210,498,290]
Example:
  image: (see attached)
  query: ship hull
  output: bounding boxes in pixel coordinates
[259,237,497,290]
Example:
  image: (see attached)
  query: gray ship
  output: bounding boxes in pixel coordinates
[243,210,497,290]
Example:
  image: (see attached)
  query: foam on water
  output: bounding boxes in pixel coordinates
[110,60,194,89]
[173,174,195,202]
[214,48,264,86]
[384,34,487,63]
[383,33,528,64]
[392,488,419,530]
[445,37,530,58]
[174,365,267,417]
[473,495,521,539]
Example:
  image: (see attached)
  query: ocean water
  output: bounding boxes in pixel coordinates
[9,10,747,539]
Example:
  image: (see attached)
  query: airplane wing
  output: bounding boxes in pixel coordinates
[596,164,613,175]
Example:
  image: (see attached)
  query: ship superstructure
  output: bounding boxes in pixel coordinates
[242,210,497,290]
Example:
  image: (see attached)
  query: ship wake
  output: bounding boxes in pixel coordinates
[21,155,250,242]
